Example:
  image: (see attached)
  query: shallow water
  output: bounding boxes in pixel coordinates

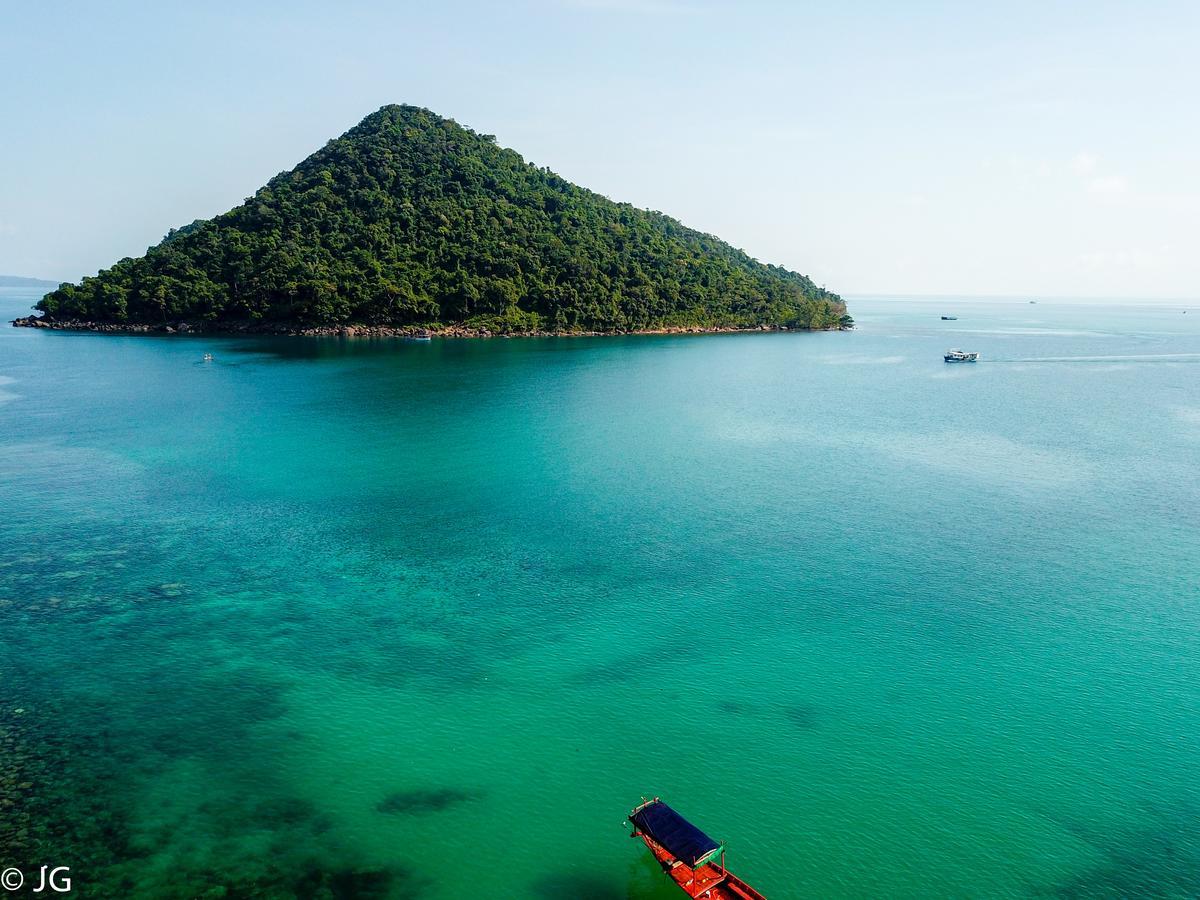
[1,289,1198,898]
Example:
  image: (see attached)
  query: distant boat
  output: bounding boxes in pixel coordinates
[944,348,979,363]
[202,353,214,362]
[941,315,957,320]
[1029,300,1038,304]
[412,335,432,342]
[629,798,767,899]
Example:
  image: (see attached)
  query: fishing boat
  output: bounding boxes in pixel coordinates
[629,798,767,899]
[944,348,979,362]
[202,353,214,361]
[940,315,957,320]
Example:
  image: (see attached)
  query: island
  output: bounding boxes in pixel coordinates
[14,105,850,337]
[0,275,59,289]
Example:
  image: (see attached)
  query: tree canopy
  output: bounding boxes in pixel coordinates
[38,105,848,333]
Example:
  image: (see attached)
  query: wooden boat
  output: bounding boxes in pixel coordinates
[629,798,767,899]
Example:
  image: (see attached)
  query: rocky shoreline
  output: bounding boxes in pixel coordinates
[11,315,847,338]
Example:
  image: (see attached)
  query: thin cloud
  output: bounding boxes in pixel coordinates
[1066,152,1131,199]
[1087,174,1129,196]
[1076,246,1171,271]
[1069,152,1099,176]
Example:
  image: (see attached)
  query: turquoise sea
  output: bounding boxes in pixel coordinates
[1,289,1198,898]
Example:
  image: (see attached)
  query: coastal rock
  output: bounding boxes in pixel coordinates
[11,316,850,338]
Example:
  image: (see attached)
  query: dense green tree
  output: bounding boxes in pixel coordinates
[38,105,848,332]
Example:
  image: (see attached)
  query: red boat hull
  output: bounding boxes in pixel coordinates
[637,833,767,900]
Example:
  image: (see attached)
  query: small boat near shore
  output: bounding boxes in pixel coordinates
[629,798,767,899]
[944,348,979,362]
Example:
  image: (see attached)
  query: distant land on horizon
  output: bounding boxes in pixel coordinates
[0,275,60,289]
[846,293,1196,307]
[17,104,848,337]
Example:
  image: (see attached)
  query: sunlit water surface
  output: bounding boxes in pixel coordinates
[1,289,1198,898]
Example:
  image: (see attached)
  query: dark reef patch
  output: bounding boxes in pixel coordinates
[0,662,325,897]
[531,872,626,899]
[568,641,691,686]
[292,864,412,899]
[164,861,426,900]
[0,486,449,898]
[0,698,147,893]
[376,787,483,815]
[1035,798,1200,898]
[132,669,291,759]
[783,703,820,729]
[247,794,322,830]
[308,638,489,694]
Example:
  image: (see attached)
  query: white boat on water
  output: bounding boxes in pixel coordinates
[944,348,979,362]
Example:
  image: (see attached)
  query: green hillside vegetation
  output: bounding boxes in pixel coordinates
[37,105,848,333]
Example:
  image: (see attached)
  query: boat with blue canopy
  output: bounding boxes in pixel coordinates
[629,798,767,899]
[944,348,979,362]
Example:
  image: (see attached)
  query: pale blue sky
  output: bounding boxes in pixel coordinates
[2,1,1197,297]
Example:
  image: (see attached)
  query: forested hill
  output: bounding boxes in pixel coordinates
[33,105,849,334]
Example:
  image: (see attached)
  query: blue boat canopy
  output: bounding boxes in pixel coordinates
[630,800,723,868]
